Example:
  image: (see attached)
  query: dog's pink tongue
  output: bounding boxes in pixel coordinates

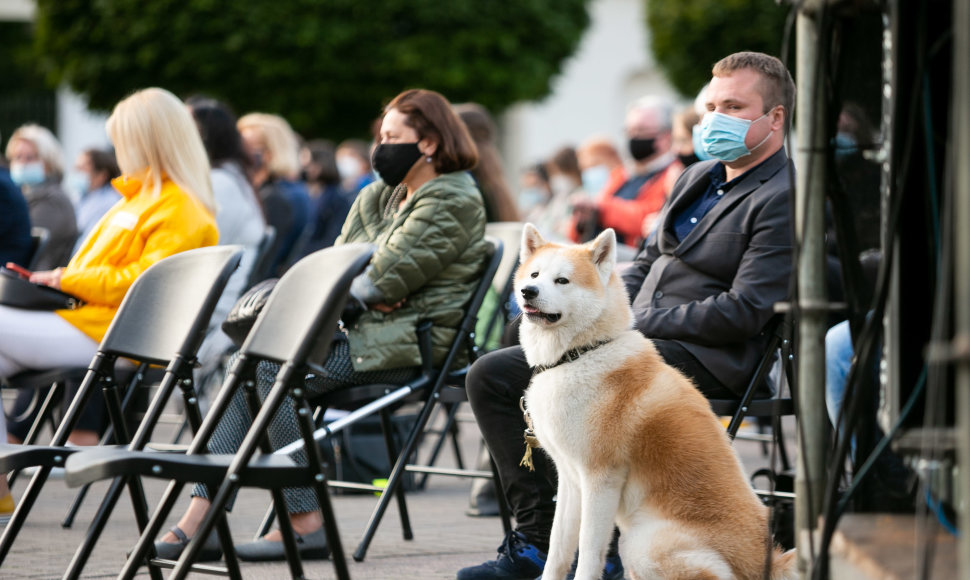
[523,305,539,314]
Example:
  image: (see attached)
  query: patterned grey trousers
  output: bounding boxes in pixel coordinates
[192,338,418,513]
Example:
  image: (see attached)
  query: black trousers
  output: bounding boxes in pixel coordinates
[465,339,735,551]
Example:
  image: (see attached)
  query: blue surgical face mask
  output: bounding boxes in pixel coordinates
[692,125,715,162]
[10,161,46,186]
[68,172,92,196]
[699,111,773,162]
[581,165,610,195]
[833,132,858,159]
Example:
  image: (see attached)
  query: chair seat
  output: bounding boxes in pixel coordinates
[708,397,795,418]
[0,443,80,472]
[64,447,306,489]
[2,367,89,390]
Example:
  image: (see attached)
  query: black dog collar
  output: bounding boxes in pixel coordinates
[531,338,614,376]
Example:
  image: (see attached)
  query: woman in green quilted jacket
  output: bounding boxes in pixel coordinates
[154,89,488,563]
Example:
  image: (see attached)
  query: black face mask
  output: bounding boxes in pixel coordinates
[372,143,423,187]
[628,138,657,161]
[677,152,700,167]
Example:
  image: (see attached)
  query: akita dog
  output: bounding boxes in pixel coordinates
[516,224,796,580]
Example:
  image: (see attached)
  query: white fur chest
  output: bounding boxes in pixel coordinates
[523,334,643,462]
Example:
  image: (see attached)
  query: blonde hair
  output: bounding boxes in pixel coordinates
[107,87,215,213]
[5,124,65,179]
[237,113,301,180]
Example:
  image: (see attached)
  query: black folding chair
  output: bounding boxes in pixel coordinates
[244,225,277,288]
[411,222,523,495]
[0,245,244,580]
[64,242,375,580]
[315,236,506,561]
[708,311,796,480]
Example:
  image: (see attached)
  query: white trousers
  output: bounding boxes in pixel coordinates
[0,305,100,435]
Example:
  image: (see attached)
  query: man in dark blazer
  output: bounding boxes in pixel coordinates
[458,51,796,580]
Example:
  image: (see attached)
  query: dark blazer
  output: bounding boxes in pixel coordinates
[621,147,794,395]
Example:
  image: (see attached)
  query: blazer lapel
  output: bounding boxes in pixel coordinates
[673,149,790,255]
[657,164,715,253]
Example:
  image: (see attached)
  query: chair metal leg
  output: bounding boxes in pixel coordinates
[62,365,179,580]
[353,381,444,562]
[378,408,413,541]
[62,364,152,528]
[170,364,307,579]
[0,354,112,564]
[8,381,62,487]
[118,360,258,580]
[296,396,350,580]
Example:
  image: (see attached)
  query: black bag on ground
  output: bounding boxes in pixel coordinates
[321,412,419,494]
[0,268,83,310]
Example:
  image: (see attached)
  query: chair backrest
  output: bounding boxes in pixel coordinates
[449,236,504,367]
[245,225,277,288]
[27,227,51,270]
[242,243,375,370]
[483,222,524,296]
[100,246,244,364]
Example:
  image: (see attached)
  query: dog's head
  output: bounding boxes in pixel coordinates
[514,224,620,333]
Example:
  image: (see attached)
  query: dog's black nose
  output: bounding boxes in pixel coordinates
[521,286,538,300]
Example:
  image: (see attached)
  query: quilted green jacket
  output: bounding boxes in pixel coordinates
[336,171,487,372]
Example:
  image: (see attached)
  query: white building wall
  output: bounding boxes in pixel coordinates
[499,0,682,184]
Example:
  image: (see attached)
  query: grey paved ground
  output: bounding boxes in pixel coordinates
[0,406,794,579]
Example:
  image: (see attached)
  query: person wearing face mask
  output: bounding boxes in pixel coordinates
[0,135,33,269]
[568,95,683,248]
[335,138,376,199]
[459,51,795,580]
[4,124,78,270]
[70,148,122,255]
[0,88,218,510]
[152,88,487,563]
[573,137,626,241]
[237,112,312,278]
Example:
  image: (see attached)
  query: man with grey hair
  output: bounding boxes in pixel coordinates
[570,94,682,249]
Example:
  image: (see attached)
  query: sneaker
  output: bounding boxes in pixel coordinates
[0,493,14,525]
[458,531,546,580]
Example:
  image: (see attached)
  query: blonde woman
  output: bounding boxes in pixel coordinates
[0,88,219,512]
[4,124,78,269]
[237,112,311,278]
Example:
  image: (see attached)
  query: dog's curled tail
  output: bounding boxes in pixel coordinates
[769,548,798,580]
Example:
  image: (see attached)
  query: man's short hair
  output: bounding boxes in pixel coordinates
[713,51,796,132]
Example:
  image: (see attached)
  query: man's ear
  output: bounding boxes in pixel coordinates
[520,223,546,263]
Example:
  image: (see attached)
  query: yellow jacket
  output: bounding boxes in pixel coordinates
[58,176,219,343]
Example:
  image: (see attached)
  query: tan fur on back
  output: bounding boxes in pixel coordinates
[515,224,795,580]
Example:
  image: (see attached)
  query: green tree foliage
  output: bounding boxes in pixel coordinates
[646,0,790,99]
[32,0,590,139]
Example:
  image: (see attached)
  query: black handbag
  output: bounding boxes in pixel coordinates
[0,268,83,311]
[221,277,279,347]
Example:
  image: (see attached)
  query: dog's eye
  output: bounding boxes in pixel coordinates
[530,272,539,278]
[555,277,569,285]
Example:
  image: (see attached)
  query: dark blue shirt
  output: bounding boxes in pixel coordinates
[672,160,766,242]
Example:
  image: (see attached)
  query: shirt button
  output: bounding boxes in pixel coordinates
[717,189,724,196]
[356,357,363,363]
[654,290,663,299]
[689,217,698,224]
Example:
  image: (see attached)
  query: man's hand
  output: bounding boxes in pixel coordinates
[29,268,64,290]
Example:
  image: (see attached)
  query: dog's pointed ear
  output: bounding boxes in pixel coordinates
[590,228,617,282]
[520,223,546,263]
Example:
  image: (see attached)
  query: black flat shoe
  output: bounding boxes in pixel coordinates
[151,525,223,562]
[235,528,330,562]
